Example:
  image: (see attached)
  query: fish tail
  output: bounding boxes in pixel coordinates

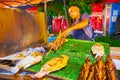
[34,70,48,78]
[11,67,19,74]
[24,64,31,69]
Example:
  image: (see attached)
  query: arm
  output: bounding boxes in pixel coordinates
[48,17,89,51]
[69,18,89,31]
[62,17,89,37]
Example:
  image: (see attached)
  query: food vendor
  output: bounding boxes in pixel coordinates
[62,5,94,41]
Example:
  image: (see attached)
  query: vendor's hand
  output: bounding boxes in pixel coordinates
[46,29,71,52]
[61,29,71,38]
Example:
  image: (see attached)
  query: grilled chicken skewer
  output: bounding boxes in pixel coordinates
[79,57,90,80]
[106,55,118,80]
[94,56,106,80]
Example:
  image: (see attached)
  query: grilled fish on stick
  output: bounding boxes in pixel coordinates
[79,57,90,80]
[11,51,43,74]
[34,55,69,78]
[106,55,118,80]
[87,64,95,80]
[94,56,106,80]
[47,31,67,51]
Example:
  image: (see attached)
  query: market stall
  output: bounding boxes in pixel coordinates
[0,0,120,80]
[0,39,112,80]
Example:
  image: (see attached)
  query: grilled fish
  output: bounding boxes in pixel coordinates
[47,31,67,53]
[34,55,69,78]
[0,47,45,61]
[87,64,95,80]
[11,51,43,74]
[79,57,90,80]
[94,56,106,80]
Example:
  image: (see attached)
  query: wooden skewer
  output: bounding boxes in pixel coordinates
[110,55,120,60]
[46,47,52,56]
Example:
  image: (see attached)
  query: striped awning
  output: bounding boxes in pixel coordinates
[106,0,120,3]
[0,0,44,8]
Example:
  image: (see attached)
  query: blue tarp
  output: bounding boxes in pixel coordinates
[109,3,120,36]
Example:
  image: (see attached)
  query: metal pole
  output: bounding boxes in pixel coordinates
[63,0,69,27]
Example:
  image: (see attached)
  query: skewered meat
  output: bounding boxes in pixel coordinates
[48,31,67,51]
[79,57,90,80]
[34,55,69,78]
[78,56,118,80]
[87,64,95,80]
[106,55,118,80]
[94,56,106,80]
[11,51,43,74]
[91,43,104,58]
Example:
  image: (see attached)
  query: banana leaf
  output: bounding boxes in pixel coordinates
[27,39,110,80]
